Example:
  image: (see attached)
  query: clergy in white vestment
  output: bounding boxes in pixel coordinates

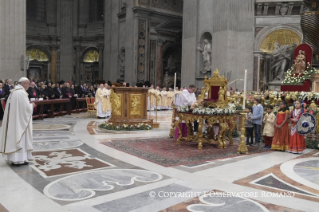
[174,85,197,139]
[0,77,36,166]
[94,84,109,118]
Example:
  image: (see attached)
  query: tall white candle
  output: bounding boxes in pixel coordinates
[243,69,247,109]
[174,72,177,93]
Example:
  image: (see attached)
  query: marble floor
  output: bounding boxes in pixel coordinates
[1,111,319,212]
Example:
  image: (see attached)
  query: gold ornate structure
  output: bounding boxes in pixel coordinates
[238,113,248,154]
[198,69,229,108]
[108,87,153,126]
[83,49,99,63]
[175,113,236,150]
[260,29,301,53]
[26,48,49,62]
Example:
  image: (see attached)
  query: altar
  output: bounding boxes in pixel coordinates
[175,113,236,150]
[173,69,244,151]
[108,87,153,126]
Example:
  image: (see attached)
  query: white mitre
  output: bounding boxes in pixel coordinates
[18,77,29,82]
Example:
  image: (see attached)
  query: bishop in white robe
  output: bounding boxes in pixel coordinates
[0,77,35,166]
[174,85,197,139]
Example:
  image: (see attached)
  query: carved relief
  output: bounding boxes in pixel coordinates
[137,19,146,82]
[83,49,99,63]
[150,0,183,12]
[149,40,156,84]
[110,90,122,116]
[119,48,125,80]
[260,29,301,53]
[26,48,50,62]
[130,94,141,115]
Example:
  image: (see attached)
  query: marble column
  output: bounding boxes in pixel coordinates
[74,45,81,84]
[156,39,164,87]
[0,0,26,79]
[59,0,74,81]
[98,43,104,80]
[50,45,58,83]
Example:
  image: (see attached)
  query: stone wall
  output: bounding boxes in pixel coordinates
[182,0,255,90]
[0,0,26,79]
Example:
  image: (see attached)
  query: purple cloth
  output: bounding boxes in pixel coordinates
[174,123,188,139]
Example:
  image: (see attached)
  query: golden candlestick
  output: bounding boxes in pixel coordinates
[238,112,248,154]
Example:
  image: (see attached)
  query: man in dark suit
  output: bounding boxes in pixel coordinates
[54,84,63,99]
[27,82,39,99]
[4,79,14,99]
[76,81,84,97]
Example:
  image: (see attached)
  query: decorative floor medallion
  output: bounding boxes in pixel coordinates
[33,124,71,131]
[31,149,114,178]
[44,169,163,201]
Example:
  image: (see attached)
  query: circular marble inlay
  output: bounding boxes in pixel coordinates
[281,158,319,192]
[33,124,71,131]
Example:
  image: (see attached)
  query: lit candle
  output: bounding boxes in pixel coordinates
[243,69,247,110]
[174,72,177,93]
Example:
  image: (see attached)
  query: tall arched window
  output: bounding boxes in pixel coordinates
[27,0,45,22]
[89,0,104,22]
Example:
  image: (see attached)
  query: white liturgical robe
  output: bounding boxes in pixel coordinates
[0,84,34,163]
[177,89,196,106]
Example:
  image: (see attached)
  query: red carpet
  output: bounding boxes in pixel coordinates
[101,137,271,167]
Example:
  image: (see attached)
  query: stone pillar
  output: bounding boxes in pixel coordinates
[156,39,164,87]
[98,43,104,80]
[74,45,81,84]
[59,0,74,81]
[0,0,26,79]
[50,45,58,83]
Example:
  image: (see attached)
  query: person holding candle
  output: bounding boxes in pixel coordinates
[271,101,290,151]
[288,100,306,154]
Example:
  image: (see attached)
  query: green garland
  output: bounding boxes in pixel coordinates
[99,122,152,131]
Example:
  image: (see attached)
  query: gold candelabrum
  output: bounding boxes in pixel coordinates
[238,112,248,154]
[169,104,176,138]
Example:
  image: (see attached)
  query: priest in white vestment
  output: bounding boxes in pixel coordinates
[0,77,35,166]
[174,85,197,139]
[94,84,109,118]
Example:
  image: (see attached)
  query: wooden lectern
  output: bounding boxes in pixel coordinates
[108,87,153,126]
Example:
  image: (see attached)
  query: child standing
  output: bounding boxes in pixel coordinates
[245,106,254,146]
[289,100,306,154]
[251,97,264,146]
[263,105,275,148]
[271,101,290,151]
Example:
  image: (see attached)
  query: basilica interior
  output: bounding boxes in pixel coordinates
[1,0,319,212]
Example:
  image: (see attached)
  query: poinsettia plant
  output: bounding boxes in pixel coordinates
[99,122,152,131]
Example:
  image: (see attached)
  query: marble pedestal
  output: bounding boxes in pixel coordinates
[268,81,282,91]
[311,74,319,92]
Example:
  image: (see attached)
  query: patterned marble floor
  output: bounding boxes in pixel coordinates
[1,111,319,212]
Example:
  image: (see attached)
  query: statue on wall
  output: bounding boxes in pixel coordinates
[197,39,212,73]
[164,55,176,74]
[271,42,297,81]
[218,85,226,102]
[118,48,125,79]
[293,50,306,74]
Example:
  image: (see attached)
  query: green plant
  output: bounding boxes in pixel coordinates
[99,122,152,131]
[305,138,319,150]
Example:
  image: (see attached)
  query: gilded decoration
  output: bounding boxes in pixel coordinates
[26,48,49,62]
[110,90,121,116]
[130,94,141,116]
[198,69,229,108]
[260,30,301,53]
[175,113,236,150]
[83,50,99,63]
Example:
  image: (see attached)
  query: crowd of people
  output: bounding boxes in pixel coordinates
[245,98,307,154]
